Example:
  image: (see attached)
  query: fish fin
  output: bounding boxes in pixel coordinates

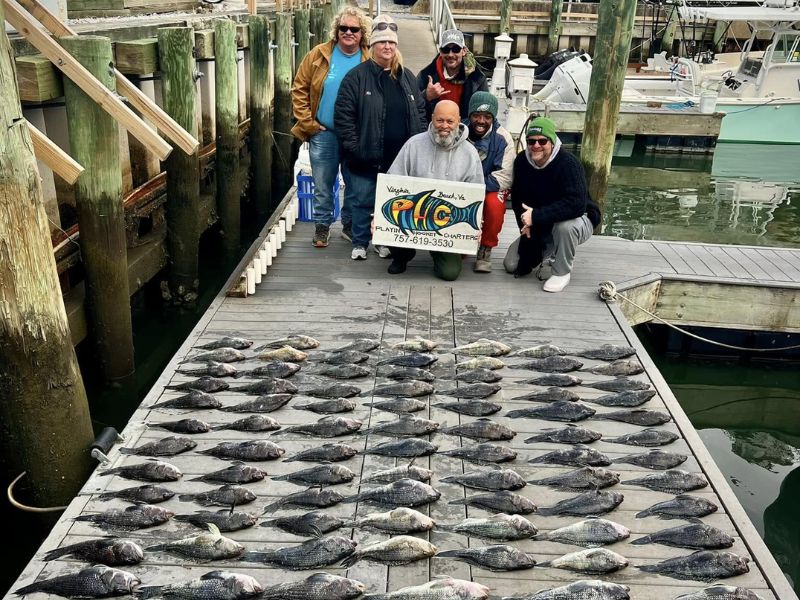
[42,546,72,561]
[340,552,361,568]
[309,524,325,538]
[686,516,704,524]
[207,523,221,537]
[629,536,651,545]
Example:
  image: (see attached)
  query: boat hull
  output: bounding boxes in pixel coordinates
[716,100,800,144]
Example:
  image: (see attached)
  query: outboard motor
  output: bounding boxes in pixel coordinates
[533,54,593,103]
[536,49,581,81]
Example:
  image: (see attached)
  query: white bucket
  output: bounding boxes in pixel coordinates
[699,91,718,114]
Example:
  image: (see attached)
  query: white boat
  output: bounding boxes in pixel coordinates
[533,0,800,144]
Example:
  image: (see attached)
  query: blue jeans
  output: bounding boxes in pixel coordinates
[308,130,351,227]
[345,167,377,249]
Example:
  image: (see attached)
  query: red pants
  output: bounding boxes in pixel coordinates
[480,191,506,248]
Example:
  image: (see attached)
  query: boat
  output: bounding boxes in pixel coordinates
[532,0,800,144]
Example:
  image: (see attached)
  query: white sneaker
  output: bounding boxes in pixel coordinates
[374,245,391,259]
[351,246,367,261]
[543,273,571,293]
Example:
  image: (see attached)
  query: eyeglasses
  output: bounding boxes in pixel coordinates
[526,137,550,147]
[440,45,462,54]
[338,25,361,34]
[373,21,398,32]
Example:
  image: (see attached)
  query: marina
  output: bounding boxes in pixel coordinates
[2,0,800,598]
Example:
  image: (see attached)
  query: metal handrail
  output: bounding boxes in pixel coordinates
[429,0,456,46]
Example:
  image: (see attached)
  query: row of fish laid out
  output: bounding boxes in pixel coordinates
[183,335,638,362]
[53,334,753,599]
[35,524,747,577]
[110,432,696,477]
[13,568,768,600]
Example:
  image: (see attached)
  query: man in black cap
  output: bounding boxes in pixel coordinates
[417,28,488,121]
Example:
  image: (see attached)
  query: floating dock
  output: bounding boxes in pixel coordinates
[6,205,799,600]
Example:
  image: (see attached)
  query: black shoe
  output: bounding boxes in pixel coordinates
[312,224,330,248]
[388,260,408,275]
[514,265,533,278]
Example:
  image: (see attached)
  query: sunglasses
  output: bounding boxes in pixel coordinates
[373,21,398,32]
[526,137,550,147]
[338,25,361,34]
[440,45,462,54]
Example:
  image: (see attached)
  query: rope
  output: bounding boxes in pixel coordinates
[7,472,69,513]
[598,281,800,353]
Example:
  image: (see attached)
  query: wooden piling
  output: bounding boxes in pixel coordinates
[61,35,135,380]
[0,3,94,506]
[158,26,201,302]
[579,0,636,212]
[295,8,311,67]
[215,19,241,255]
[499,0,512,35]
[322,2,335,40]
[273,12,295,201]
[249,15,274,215]
[310,6,325,44]
[661,5,678,55]
[547,0,563,54]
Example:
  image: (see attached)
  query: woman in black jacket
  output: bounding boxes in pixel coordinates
[334,14,426,261]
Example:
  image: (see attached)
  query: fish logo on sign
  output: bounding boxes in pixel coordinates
[381,190,481,235]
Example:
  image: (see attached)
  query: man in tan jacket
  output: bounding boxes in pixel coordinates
[291,6,370,247]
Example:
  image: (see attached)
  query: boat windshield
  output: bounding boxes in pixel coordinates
[765,30,800,65]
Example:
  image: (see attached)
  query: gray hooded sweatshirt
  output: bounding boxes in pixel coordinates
[388,123,485,185]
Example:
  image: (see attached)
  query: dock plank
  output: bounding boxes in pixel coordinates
[5,210,797,600]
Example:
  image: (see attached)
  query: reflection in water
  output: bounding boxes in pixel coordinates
[643,345,800,593]
[765,466,800,592]
[605,143,800,248]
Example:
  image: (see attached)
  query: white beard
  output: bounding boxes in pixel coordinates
[433,129,458,148]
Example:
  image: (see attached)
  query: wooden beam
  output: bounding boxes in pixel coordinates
[26,119,83,184]
[10,0,199,156]
[114,38,158,74]
[15,54,62,101]
[194,29,214,59]
[4,0,173,160]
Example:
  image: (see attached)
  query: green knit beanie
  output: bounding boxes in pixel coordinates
[468,91,498,118]
[527,117,557,144]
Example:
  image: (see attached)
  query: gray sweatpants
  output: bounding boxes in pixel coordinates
[504,214,594,275]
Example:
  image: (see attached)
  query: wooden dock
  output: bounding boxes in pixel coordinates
[6,208,799,600]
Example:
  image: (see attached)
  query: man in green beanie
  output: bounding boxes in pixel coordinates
[504,116,601,293]
[464,91,515,273]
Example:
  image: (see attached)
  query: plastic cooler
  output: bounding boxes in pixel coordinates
[296,173,341,222]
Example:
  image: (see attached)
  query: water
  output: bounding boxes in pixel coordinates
[640,333,800,593]
[603,143,800,248]
[612,144,800,592]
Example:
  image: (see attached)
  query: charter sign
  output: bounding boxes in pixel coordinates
[373,174,485,256]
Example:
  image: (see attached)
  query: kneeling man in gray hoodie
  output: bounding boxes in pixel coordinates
[385,100,485,281]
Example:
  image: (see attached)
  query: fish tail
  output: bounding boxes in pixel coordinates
[363,594,392,600]
[97,491,118,501]
[634,509,652,518]
[262,499,285,513]
[439,475,459,484]
[452,201,482,229]
[506,410,525,418]
[178,493,196,502]
[145,543,168,552]
[447,498,469,506]
[42,547,71,561]
[630,536,652,545]
[240,551,272,563]
[436,549,467,559]
[536,560,552,568]
[341,493,362,504]
[637,564,660,574]
[340,552,362,568]
[134,586,164,599]
[536,507,556,517]
[118,448,138,455]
